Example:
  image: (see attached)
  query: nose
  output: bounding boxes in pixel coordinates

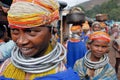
[117,48,120,52]
[16,34,28,46]
[98,47,103,52]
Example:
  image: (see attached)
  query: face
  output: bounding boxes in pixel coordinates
[83,29,89,33]
[71,25,82,36]
[1,6,9,13]
[111,27,118,33]
[93,24,101,31]
[89,39,109,60]
[10,25,51,57]
[75,25,82,36]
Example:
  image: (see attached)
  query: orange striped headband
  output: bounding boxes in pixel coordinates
[8,0,59,28]
[89,31,111,43]
[70,25,82,33]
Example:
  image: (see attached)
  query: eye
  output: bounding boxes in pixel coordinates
[24,29,32,33]
[94,45,99,47]
[24,28,41,36]
[102,46,108,48]
[11,28,19,35]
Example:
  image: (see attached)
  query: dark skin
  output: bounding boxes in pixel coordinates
[87,39,109,77]
[93,24,101,32]
[10,25,52,58]
[89,39,109,61]
[72,25,82,36]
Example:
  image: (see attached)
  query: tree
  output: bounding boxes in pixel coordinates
[84,0,120,21]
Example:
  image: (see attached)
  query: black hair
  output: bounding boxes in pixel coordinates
[0,6,11,38]
[0,0,12,8]
[0,24,7,38]
[46,25,57,35]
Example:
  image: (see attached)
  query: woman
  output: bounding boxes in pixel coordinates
[0,0,12,38]
[0,0,12,13]
[0,0,79,80]
[74,31,117,80]
[66,25,87,69]
[91,21,101,32]
[108,36,120,74]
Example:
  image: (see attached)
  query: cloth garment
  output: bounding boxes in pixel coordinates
[34,68,80,80]
[67,40,87,68]
[89,31,110,43]
[70,25,82,33]
[81,32,89,43]
[0,40,15,64]
[74,51,117,80]
[0,43,67,80]
[92,21,100,28]
[8,0,59,28]
[0,68,80,80]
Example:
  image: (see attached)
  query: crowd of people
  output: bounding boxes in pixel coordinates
[0,0,119,80]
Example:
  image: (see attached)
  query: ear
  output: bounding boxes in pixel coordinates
[86,43,91,50]
[106,46,110,53]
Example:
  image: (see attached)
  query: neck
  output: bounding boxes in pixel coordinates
[33,43,52,58]
[90,54,101,62]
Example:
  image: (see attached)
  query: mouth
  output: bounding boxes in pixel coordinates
[96,53,103,57]
[19,47,34,55]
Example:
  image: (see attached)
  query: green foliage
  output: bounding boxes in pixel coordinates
[85,0,120,21]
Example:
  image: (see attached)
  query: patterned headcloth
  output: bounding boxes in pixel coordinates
[89,31,110,43]
[92,21,100,28]
[7,0,59,28]
[70,25,82,33]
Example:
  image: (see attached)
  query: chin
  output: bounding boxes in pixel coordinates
[96,55,103,59]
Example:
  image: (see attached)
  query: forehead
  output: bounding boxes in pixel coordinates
[92,39,109,45]
[10,25,48,29]
[93,24,100,27]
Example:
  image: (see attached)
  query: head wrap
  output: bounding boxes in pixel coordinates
[113,23,119,27]
[70,25,82,33]
[89,31,110,43]
[8,0,59,28]
[92,21,101,28]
